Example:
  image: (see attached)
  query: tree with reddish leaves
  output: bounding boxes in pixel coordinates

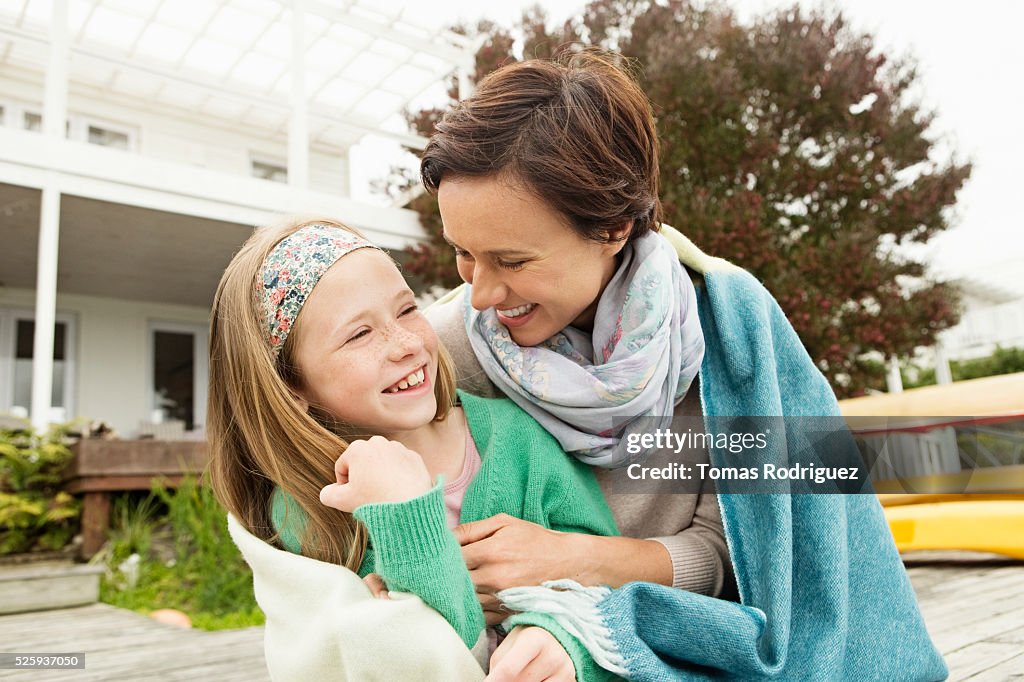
[399,20,517,289]
[400,1,970,397]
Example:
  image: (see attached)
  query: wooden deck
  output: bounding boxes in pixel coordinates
[0,552,1020,680]
[905,551,1024,681]
[0,604,268,681]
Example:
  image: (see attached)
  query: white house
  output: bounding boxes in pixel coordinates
[0,0,476,435]
[938,263,1024,361]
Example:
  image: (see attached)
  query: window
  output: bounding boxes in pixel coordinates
[13,106,137,150]
[0,310,76,422]
[87,124,130,150]
[18,109,82,140]
[148,322,208,432]
[251,157,288,183]
[13,319,66,411]
[152,330,194,429]
[72,116,136,150]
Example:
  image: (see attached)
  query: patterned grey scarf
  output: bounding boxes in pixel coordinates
[464,231,704,468]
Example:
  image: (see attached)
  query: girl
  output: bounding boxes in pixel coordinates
[208,217,620,681]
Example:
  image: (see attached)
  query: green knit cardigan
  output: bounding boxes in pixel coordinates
[271,390,621,681]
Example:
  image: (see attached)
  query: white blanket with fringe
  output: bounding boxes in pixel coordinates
[227,514,487,681]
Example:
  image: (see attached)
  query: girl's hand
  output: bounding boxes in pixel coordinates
[319,436,432,511]
[362,573,390,599]
[485,625,575,682]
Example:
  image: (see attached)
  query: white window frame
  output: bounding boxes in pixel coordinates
[250,153,289,183]
[0,100,47,132]
[145,320,209,432]
[1,99,138,151]
[0,307,78,420]
[69,113,139,152]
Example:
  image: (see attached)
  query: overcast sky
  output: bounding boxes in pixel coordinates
[361,0,1023,280]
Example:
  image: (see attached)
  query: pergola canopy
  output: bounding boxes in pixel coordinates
[0,0,474,149]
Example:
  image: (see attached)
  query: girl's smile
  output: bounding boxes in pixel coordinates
[382,365,430,395]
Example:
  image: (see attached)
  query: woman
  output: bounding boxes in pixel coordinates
[420,51,947,680]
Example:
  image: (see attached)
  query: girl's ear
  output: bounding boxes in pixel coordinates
[289,387,310,413]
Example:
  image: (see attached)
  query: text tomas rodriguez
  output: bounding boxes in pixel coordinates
[626,462,861,484]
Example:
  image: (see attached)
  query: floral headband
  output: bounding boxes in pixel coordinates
[257,223,381,357]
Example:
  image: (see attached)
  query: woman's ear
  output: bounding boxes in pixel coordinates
[603,219,634,256]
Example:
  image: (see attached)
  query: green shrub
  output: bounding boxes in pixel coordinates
[0,422,81,554]
[105,493,161,569]
[903,346,1024,389]
[98,476,263,630]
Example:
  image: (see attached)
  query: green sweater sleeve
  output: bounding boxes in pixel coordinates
[353,483,485,650]
[271,484,484,648]
[502,611,623,682]
[270,487,306,555]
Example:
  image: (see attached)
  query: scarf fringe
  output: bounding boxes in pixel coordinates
[498,579,629,677]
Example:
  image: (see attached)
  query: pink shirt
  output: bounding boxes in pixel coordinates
[443,423,481,528]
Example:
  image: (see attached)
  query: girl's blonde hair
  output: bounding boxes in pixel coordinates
[208,215,457,569]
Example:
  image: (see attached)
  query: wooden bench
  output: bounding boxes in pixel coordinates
[63,440,208,558]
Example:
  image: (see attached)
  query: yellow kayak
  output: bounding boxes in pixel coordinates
[883,498,1024,560]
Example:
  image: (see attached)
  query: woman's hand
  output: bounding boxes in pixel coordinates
[319,436,432,512]
[456,514,674,624]
[455,514,586,625]
[486,626,575,682]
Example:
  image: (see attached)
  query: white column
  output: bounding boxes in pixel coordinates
[193,329,209,430]
[345,145,358,198]
[288,0,309,188]
[934,344,953,385]
[32,184,61,431]
[31,0,69,431]
[886,356,904,394]
[457,62,473,100]
[42,0,69,139]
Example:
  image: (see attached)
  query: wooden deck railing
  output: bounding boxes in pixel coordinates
[63,440,208,557]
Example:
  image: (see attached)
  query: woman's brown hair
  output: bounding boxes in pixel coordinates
[207,216,457,570]
[421,49,662,243]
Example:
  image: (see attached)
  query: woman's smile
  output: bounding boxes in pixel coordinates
[496,302,539,327]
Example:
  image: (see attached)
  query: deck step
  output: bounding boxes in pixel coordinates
[0,561,104,614]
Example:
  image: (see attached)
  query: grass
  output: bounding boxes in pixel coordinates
[96,477,264,630]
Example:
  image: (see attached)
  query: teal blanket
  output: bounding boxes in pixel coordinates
[500,268,947,680]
